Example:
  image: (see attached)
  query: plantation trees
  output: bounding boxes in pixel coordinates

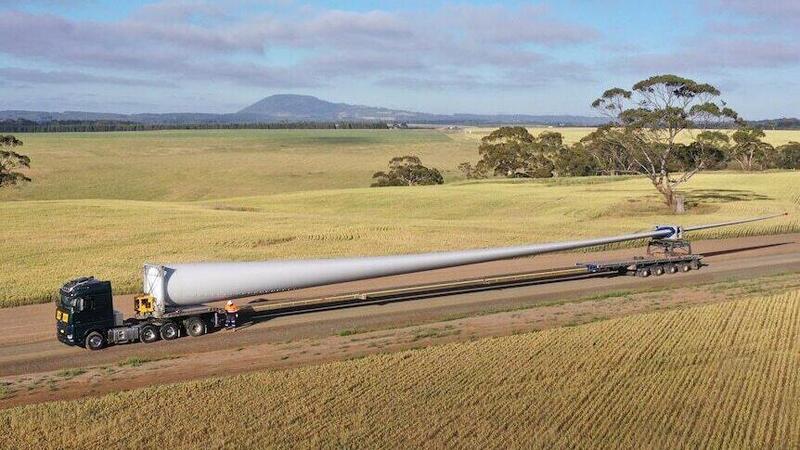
[371,155,443,187]
[0,135,30,188]
[590,75,739,212]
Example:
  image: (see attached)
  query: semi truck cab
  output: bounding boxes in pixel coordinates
[56,276,224,350]
[56,277,116,349]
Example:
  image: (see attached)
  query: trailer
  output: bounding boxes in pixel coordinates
[54,213,786,350]
[577,238,703,277]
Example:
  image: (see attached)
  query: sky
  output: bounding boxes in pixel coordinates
[0,0,797,118]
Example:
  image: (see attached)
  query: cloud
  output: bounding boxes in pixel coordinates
[441,4,601,46]
[0,2,601,92]
[0,67,173,87]
[618,39,800,73]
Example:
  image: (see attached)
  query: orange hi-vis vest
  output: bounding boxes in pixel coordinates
[225,303,239,313]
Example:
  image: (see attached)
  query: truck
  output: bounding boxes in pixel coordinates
[54,214,786,350]
[56,273,227,350]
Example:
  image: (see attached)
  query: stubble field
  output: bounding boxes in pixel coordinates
[3,289,798,449]
[1,128,798,306]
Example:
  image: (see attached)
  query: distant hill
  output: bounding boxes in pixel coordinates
[236,94,608,125]
[0,94,611,127]
[12,95,792,128]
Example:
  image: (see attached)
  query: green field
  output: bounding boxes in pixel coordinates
[3,289,798,448]
[1,129,799,307]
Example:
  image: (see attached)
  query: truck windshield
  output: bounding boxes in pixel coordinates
[60,294,76,309]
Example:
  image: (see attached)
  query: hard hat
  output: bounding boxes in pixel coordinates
[226,300,233,306]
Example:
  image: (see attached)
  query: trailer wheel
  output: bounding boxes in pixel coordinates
[160,322,180,340]
[636,268,651,277]
[85,331,106,350]
[185,317,207,337]
[690,259,701,270]
[679,263,691,272]
[140,324,159,343]
[665,264,678,274]
[653,265,665,276]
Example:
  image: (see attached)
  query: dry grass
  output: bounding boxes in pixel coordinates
[3,128,797,202]
[1,128,799,306]
[3,289,798,449]
[1,171,798,307]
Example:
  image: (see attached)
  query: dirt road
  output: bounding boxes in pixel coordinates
[1,233,799,407]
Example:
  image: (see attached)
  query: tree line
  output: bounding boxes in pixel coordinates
[0,119,390,133]
[459,75,800,213]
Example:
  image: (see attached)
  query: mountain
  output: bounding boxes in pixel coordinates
[0,94,608,126]
[238,94,423,122]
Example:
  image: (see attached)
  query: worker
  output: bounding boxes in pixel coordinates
[224,300,239,330]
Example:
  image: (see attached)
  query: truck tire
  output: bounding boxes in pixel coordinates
[653,265,665,276]
[690,259,701,270]
[160,322,180,340]
[636,268,651,278]
[140,324,159,343]
[185,317,207,337]
[85,331,106,350]
[679,263,691,272]
[665,264,678,274]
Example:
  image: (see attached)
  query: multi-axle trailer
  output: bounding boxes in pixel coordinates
[55,214,786,350]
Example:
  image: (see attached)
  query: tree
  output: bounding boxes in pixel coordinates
[371,155,444,187]
[457,161,488,179]
[477,127,535,177]
[776,142,800,169]
[674,131,729,171]
[0,135,30,188]
[477,127,560,178]
[579,126,636,175]
[553,143,600,177]
[729,127,774,171]
[591,74,740,212]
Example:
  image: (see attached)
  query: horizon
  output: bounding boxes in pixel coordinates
[0,1,798,119]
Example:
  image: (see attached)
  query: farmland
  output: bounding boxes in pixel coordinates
[1,128,797,202]
[1,129,799,307]
[3,288,798,449]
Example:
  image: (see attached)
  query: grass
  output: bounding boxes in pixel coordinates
[337,329,366,337]
[117,356,154,368]
[1,128,799,307]
[2,128,796,202]
[3,289,798,448]
[1,170,798,307]
[0,129,466,201]
[55,368,86,379]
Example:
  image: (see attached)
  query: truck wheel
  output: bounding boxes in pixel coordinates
[665,264,678,274]
[653,265,665,276]
[185,317,207,337]
[690,259,701,270]
[140,324,159,343]
[85,331,106,350]
[160,322,180,340]
[679,263,691,272]
[636,268,651,278]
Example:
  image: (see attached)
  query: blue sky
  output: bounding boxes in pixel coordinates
[0,0,797,118]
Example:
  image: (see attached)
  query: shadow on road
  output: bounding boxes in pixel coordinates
[701,241,793,258]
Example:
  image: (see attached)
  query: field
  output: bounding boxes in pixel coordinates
[1,128,799,307]
[3,289,798,449]
[1,128,797,202]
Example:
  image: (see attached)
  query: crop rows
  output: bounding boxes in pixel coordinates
[2,169,799,307]
[3,289,799,448]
